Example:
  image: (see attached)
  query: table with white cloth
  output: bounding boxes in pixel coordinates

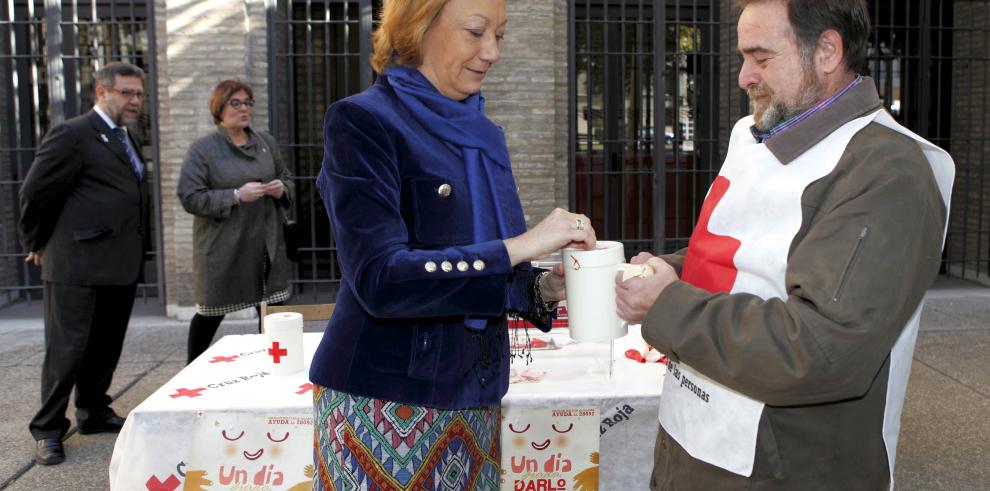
[109,329,665,490]
[502,325,665,490]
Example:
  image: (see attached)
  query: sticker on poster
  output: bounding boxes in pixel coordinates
[500,406,600,491]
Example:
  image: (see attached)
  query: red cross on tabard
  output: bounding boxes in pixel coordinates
[681,176,742,294]
[170,387,206,399]
[268,341,288,363]
[296,383,313,395]
[209,355,238,363]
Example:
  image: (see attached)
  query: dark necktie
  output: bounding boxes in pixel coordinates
[110,127,144,180]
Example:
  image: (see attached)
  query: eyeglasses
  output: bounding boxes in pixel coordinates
[228,99,255,109]
[109,86,145,100]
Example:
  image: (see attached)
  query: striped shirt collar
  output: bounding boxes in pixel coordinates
[750,74,863,144]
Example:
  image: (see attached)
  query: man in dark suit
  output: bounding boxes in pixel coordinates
[19,62,148,465]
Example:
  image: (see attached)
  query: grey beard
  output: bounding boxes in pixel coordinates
[751,75,823,132]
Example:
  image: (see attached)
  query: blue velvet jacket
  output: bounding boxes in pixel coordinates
[310,75,549,409]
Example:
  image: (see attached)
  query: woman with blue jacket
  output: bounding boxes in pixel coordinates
[311,0,596,488]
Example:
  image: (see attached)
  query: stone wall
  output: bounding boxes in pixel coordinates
[485,0,569,227]
[158,0,270,318]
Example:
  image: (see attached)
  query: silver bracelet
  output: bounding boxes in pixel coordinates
[233,188,241,204]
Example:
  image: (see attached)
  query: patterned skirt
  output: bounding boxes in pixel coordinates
[313,385,501,491]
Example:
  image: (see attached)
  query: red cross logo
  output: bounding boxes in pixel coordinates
[296,383,313,395]
[169,387,206,399]
[146,474,180,491]
[681,176,741,293]
[209,355,239,363]
[268,341,288,363]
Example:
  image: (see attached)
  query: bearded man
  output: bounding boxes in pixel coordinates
[615,0,954,488]
[19,62,148,465]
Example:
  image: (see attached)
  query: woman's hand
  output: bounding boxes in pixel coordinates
[262,179,284,199]
[540,263,566,302]
[236,182,268,203]
[504,208,596,266]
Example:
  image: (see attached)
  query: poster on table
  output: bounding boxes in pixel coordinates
[500,406,600,491]
[184,412,314,490]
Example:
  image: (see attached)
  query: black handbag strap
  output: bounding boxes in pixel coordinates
[256,132,294,226]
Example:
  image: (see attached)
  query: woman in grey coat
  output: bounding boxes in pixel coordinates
[177,80,294,363]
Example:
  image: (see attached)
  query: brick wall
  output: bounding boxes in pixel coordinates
[158,0,270,317]
[948,2,990,284]
[157,0,571,313]
[485,0,569,227]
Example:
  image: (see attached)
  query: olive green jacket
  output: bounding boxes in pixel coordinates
[644,80,949,490]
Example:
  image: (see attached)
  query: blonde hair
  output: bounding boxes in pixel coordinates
[371,0,449,74]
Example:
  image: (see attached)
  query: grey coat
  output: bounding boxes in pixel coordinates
[177,127,294,308]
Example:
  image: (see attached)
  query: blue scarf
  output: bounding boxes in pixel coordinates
[385,65,526,329]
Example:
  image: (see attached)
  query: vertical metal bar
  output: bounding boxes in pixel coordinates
[285,1,300,291]
[978,0,988,278]
[630,0,653,246]
[360,0,372,89]
[6,0,18,170]
[44,0,63,125]
[130,0,140,66]
[340,0,347,98]
[63,0,78,117]
[581,0,590,219]
[619,0,627,244]
[266,0,276,135]
[673,1,683,250]
[147,0,164,303]
[332,2,340,106]
[962,0,973,276]
[652,0,665,253]
[110,0,117,57]
[89,0,98,70]
[917,0,931,137]
[27,0,41,150]
[305,0,315,289]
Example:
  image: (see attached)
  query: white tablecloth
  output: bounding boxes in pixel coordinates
[109,333,320,490]
[110,328,664,490]
[504,325,665,490]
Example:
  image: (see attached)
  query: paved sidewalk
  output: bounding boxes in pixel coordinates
[0,277,988,490]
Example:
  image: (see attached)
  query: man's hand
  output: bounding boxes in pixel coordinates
[25,251,43,266]
[615,253,679,324]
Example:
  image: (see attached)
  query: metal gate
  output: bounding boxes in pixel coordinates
[571,0,729,259]
[571,0,990,281]
[0,0,162,304]
[268,0,379,301]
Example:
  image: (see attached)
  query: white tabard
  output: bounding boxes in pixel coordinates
[657,109,954,478]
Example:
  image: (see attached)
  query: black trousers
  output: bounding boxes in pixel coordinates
[187,305,263,364]
[29,281,136,440]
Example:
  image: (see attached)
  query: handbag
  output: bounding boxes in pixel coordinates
[280,212,302,263]
[259,132,301,263]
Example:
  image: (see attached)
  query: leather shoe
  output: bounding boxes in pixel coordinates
[77,408,126,435]
[35,437,65,465]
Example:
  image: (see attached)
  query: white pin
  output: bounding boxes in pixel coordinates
[100,134,109,143]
